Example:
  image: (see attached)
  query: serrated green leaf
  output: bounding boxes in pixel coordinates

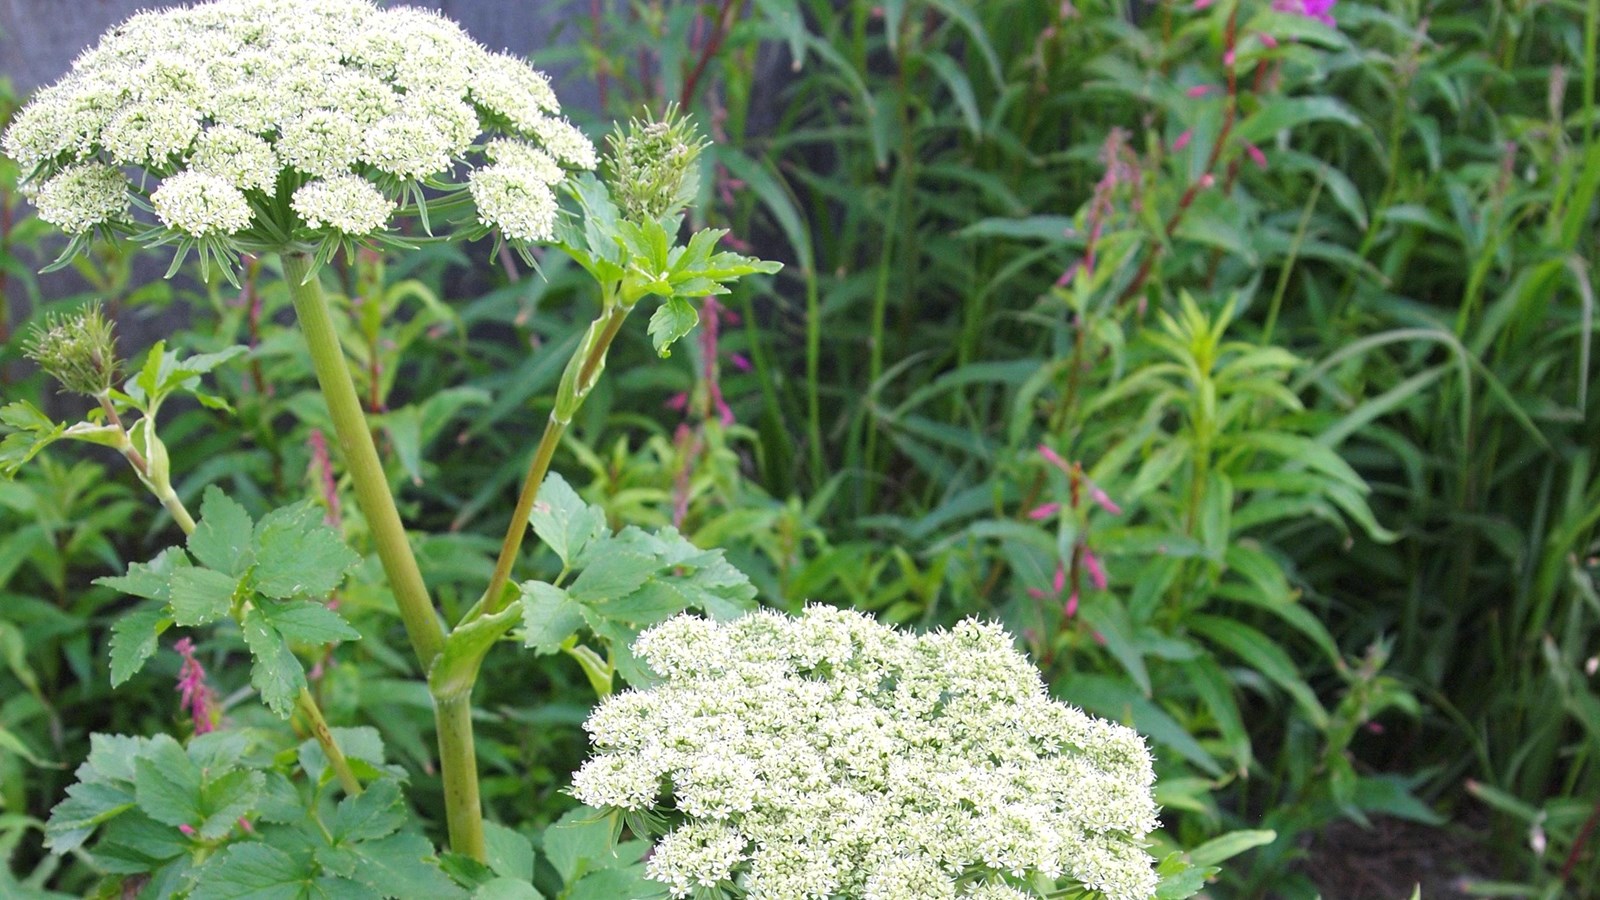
[132,739,202,828]
[169,567,240,626]
[187,843,310,900]
[241,607,306,717]
[569,552,659,606]
[330,779,405,843]
[253,504,361,599]
[519,582,586,654]
[190,487,256,576]
[647,296,698,358]
[339,832,464,899]
[564,867,660,900]
[483,822,535,882]
[45,782,137,854]
[108,605,172,687]
[528,473,606,568]
[196,769,264,841]
[258,599,360,644]
[95,546,192,602]
[541,807,616,884]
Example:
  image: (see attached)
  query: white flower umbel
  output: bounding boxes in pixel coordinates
[32,162,128,234]
[2,0,593,274]
[573,606,1164,900]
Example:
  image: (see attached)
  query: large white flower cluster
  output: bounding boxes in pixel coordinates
[2,0,592,243]
[572,606,1163,900]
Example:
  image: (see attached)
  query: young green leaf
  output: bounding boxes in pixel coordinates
[253,504,361,599]
[190,486,257,576]
[0,400,67,478]
[108,605,173,687]
[528,473,606,568]
[647,296,698,358]
[241,607,307,717]
[95,546,193,602]
[257,599,361,644]
[168,567,241,627]
[519,582,586,654]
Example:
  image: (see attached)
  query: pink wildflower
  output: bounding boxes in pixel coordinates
[1193,0,1214,8]
[1185,84,1214,99]
[1173,129,1194,152]
[307,429,341,527]
[1259,32,1280,49]
[1223,49,1236,67]
[1273,0,1336,26]
[1037,443,1072,474]
[1051,563,1067,594]
[1083,548,1108,590]
[174,638,217,735]
[1064,590,1079,619]
[179,824,196,836]
[1246,143,1268,169]
[1028,502,1062,521]
[665,392,690,411]
[1086,480,1122,515]
[730,353,752,373]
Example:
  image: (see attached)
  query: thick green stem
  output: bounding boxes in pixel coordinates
[285,253,485,849]
[434,694,484,861]
[281,253,445,668]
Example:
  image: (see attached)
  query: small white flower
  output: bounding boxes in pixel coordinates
[277,109,363,179]
[647,821,750,899]
[152,171,252,236]
[32,161,129,234]
[4,0,593,251]
[101,101,199,167]
[468,164,558,243]
[291,174,392,235]
[574,606,1165,900]
[531,116,597,170]
[189,126,278,193]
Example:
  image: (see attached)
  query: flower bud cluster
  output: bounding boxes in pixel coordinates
[605,107,707,223]
[573,606,1162,900]
[23,304,121,397]
[3,0,592,245]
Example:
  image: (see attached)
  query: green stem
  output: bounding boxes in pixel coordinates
[434,694,484,861]
[480,300,629,619]
[281,253,445,668]
[295,689,363,796]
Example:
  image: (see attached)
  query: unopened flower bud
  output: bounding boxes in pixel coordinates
[605,105,708,223]
[23,304,121,397]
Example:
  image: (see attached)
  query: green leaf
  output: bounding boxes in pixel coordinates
[1154,851,1213,900]
[1187,829,1277,867]
[190,486,257,576]
[647,296,698,358]
[568,552,659,606]
[168,567,241,626]
[473,878,545,900]
[519,582,586,654]
[483,822,535,882]
[528,473,606,568]
[1233,96,1363,146]
[108,605,172,687]
[336,832,464,899]
[196,769,265,841]
[564,867,661,900]
[253,504,361,599]
[188,843,310,900]
[258,599,360,644]
[541,807,616,885]
[241,606,306,717]
[132,739,202,828]
[1188,614,1328,729]
[0,400,66,478]
[330,779,405,843]
[95,546,192,602]
[299,727,389,788]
